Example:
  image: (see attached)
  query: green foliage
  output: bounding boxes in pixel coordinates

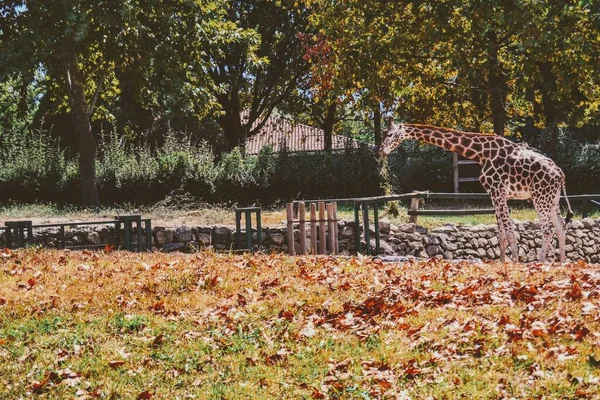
[1,126,599,205]
[0,127,70,201]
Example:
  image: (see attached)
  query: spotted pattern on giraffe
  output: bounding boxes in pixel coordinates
[379,122,574,263]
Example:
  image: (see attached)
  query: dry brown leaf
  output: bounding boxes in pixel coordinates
[108,360,126,368]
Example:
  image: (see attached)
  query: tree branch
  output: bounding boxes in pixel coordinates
[88,67,108,117]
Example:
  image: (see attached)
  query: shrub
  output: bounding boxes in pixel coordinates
[1,126,599,206]
[0,128,70,202]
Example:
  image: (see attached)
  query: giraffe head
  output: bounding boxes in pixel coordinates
[378,120,408,157]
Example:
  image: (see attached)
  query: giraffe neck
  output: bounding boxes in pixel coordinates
[404,124,492,163]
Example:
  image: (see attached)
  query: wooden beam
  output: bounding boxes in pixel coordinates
[286,203,295,256]
[318,202,326,255]
[298,202,306,255]
[310,203,317,254]
[407,208,495,216]
[409,195,420,224]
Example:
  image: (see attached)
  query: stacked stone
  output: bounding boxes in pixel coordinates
[2,218,600,262]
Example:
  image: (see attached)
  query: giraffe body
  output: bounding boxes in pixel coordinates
[379,122,574,263]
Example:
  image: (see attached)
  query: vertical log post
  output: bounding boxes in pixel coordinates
[582,198,589,218]
[327,203,335,254]
[332,202,339,254]
[286,203,295,256]
[310,203,318,254]
[453,153,460,194]
[318,202,326,255]
[298,202,307,255]
[409,194,420,224]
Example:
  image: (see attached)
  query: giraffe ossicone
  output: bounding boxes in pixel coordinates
[379,122,574,263]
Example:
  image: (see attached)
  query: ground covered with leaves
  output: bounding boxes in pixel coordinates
[1,249,600,399]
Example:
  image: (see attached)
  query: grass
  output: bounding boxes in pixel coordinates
[1,202,596,230]
[2,249,600,398]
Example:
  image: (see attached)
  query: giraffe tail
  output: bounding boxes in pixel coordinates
[562,180,574,224]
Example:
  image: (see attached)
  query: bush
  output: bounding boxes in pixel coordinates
[0,128,71,202]
[1,126,599,206]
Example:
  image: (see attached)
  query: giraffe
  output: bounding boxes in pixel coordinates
[378,121,574,263]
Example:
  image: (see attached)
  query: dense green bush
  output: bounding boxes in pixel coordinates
[0,129,72,202]
[0,127,598,206]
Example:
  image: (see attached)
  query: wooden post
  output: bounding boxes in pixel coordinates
[298,202,307,255]
[318,202,326,255]
[453,152,459,193]
[409,194,420,224]
[310,203,317,254]
[286,203,295,256]
[327,203,335,254]
[332,202,339,254]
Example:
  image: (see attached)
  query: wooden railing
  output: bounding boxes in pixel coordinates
[297,192,600,256]
[286,201,338,255]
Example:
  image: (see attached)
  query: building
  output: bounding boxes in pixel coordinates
[243,112,361,154]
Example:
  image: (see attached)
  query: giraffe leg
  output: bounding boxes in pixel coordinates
[532,193,558,262]
[536,213,553,262]
[505,220,519,263]
[497,222,507,263]
[549,209,567,262]
[491,194,515,262]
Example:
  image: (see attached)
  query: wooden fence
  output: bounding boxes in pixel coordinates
[285,201,338,255]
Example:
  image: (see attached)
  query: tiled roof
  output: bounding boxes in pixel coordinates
[242,111,360,154]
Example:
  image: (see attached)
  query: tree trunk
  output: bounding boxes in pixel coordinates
[374,106,382,146]
[66,59,99,207]
[538,61,559,126]
[323,102,336,151]
[216,95,246,152]
[486,30,507,136]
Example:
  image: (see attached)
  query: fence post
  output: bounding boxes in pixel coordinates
[5,221,33,249]
[256,209,262,249]
[235,210,242,250]
[582,198,589,218]
[319,202,326,255]
[59,225,66,249]
[373,202,380,255]
[362,202,370,255]
[354,202,361,253]
[453,153,459,194]
[144,219,153,251]
[245,211,253,250]
[118,215,142,251]
[327,203,334,254]
[286,203,295,256]
[409,194,420,224]
[299,202,307,255]
[332,202,339,255]
[137,219,143,252]
[310,203,317,254]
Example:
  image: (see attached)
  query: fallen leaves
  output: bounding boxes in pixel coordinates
[108,360,126,369]
[3,250,600,399]
[136,390,153,399]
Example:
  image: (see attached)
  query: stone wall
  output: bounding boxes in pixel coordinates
[1,218,599,262]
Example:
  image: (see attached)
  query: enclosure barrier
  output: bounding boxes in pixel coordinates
[234,207,262,251]
[286,201,338,256]
[347,191,600,256]
[1,215,152,252]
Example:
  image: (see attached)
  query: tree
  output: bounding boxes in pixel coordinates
[0,0,229,205]
[203,0,311,151]
[511,1,600,127]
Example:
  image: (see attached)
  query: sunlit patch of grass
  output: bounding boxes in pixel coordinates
[1,201,598,230]
[2,249,600,398]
